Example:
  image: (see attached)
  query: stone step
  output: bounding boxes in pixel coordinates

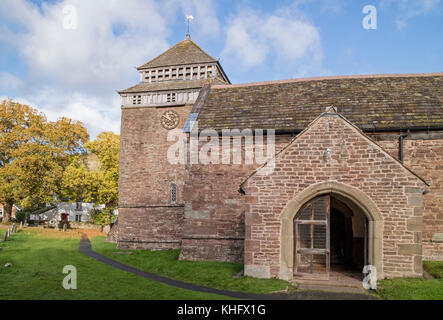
[296,283,367,294]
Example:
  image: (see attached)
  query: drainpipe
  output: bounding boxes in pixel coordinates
[398,129,410,163]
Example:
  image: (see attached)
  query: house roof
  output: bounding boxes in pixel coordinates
[196,73,443,132]
[31,205,57,216]
[137,39,218,70]
[240,106,429,188]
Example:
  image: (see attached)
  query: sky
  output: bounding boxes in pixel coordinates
[0,0,442,137]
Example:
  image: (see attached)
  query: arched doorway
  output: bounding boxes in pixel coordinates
[293,194,368,281]
[279,182,383,281]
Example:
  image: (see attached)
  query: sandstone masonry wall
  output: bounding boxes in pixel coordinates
[117,206,184,250]
[243,115,426,279]
[118,104,192,248]
[180,134,293,262]
[374,133,443,261]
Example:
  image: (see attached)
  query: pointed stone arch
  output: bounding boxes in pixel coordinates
[279,181,383,280]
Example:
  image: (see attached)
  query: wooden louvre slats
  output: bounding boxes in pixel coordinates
[294,195,331,280]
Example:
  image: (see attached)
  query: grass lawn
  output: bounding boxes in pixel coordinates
[4,227,439,300]
[91,236,290,294]
[0,228,228,300]
[423,261,443,279]
[377,261,443,300]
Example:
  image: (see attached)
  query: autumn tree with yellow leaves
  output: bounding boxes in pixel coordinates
[61,131,120,225]
[0,100,89,222]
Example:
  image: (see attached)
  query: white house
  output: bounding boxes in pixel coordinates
[35,202,105,223]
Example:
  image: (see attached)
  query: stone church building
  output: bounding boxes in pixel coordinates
[117,36,442,281]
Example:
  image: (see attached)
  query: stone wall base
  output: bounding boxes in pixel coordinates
[423,241,443,261]
[117,240,181,250]
[117,206,184,250]
[179,238,244,263]
[105,220,118,243]
[244,264,271,279]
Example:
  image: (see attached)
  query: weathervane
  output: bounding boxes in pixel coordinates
[186,15,194,39]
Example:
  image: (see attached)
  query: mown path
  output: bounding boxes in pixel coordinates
[79,235,378,300]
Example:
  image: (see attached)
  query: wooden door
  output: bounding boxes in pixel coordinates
[294,195,330,280]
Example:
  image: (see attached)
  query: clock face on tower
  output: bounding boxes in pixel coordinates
[161,110,180,130]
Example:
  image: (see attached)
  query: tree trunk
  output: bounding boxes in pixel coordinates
[3,202,13,223]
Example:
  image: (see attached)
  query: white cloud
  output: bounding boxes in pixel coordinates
[319,0,347,14]
[395,19,408,30]
[381,0,441,30]
[42,96,122,136]
[0,91,121,138]
[173,0,221,37]
[0,0,179,137]
[221,5,323,76]
[0,0,223,137]
[0,96,34,108]
[0,0,173,92]
[0,0,325,137]
[0,72,24,91]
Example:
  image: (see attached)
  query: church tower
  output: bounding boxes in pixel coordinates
[117,36,230,249]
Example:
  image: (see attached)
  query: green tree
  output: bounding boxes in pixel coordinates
[0,100,89,222]
[61,132,120,225]
[85,132,119,209]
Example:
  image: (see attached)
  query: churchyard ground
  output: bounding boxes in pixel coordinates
[0,226,227,300]
[377,261,443,300]
[0,224,441,300]
[93,237,443,300]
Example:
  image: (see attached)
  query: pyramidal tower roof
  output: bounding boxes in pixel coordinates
[137,37,218,70]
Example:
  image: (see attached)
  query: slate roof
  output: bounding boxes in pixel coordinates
[196,73,443,132]
[31,205,57,216]
[138,39,218,70]
[119,79,209,94]
[240,107,429,188]
[118,78,226,94]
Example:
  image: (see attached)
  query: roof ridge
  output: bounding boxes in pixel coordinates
[137,40,184,70]
[212,72,443,89]
[186,39,217,63]
[137,39,217,70]
[240,109,430,188]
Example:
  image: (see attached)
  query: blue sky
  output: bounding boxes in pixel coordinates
[0,0,442,136]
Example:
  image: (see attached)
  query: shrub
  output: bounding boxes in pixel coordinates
[16,208,33,223]
[88,207,116,226]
